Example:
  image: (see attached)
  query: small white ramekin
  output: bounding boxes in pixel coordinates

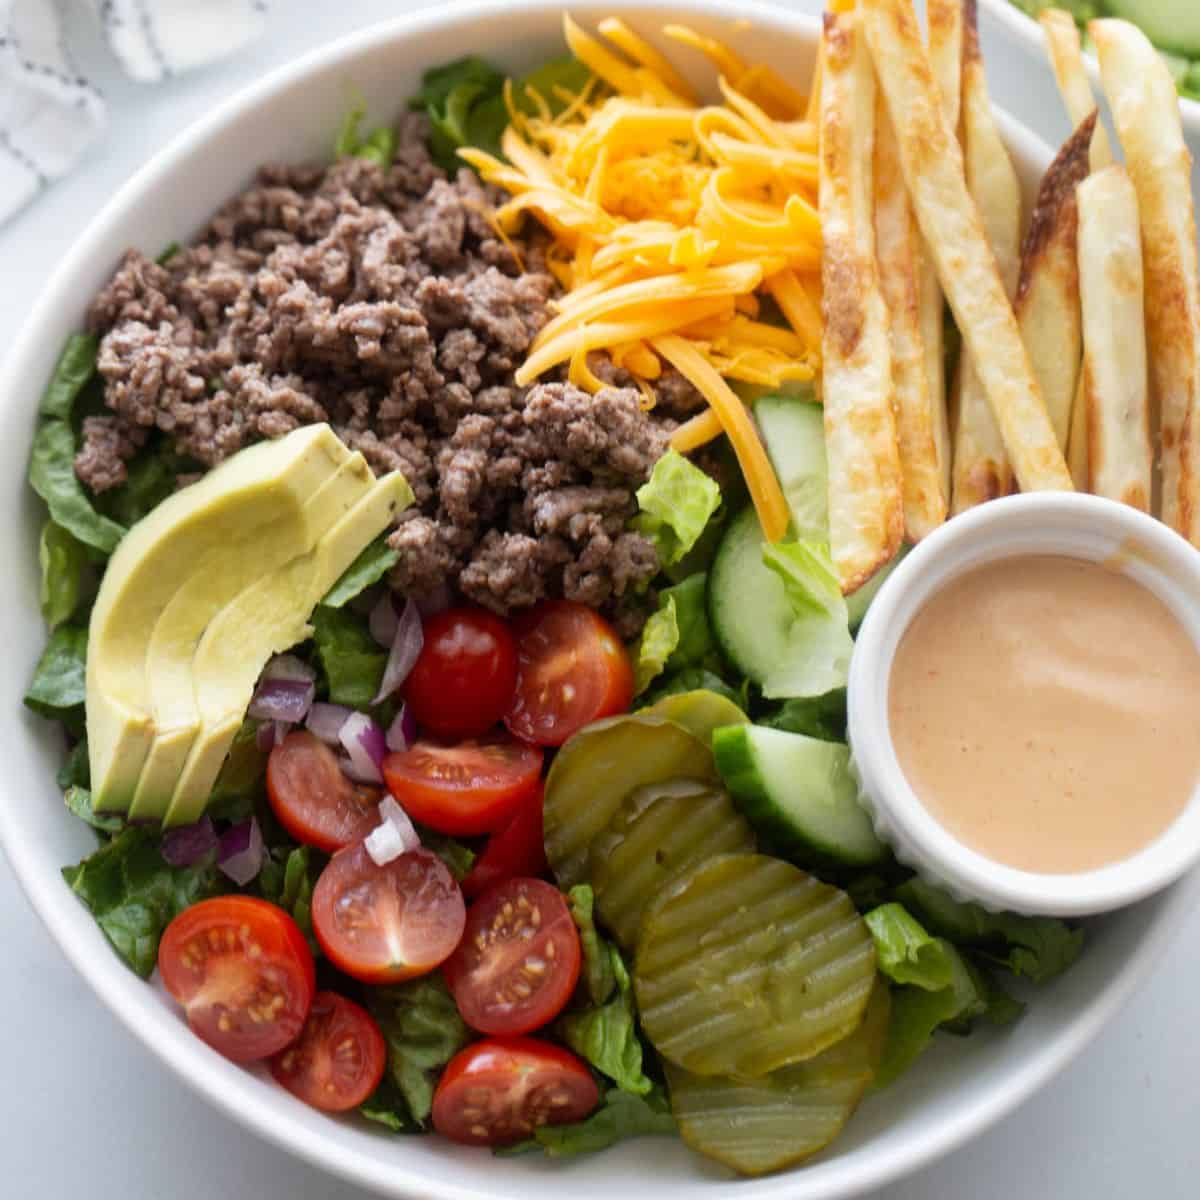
[848,492,1200,917]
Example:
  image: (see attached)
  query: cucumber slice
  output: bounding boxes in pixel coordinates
[644,688,749,746]
[589,782,756,950]
[708,506,853,699]
[665,981,890,1176]
[845,544,908,631]
[713,724,886,866]
[755,393,826,538]
[543,714,718,887]
[635,853,877,1077]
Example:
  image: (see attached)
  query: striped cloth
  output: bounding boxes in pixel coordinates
[0,0,268,225]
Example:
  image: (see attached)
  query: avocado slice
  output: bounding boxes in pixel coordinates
[126,452,376,821]
[1104,1,1200,58]
[86,426,352,816]
[162,471,413,827]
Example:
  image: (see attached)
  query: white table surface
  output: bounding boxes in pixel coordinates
[2,2,1198,1197]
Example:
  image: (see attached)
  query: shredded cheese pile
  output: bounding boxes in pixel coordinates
[460,15,825,544]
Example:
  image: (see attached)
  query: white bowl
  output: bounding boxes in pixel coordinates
[849,493,1200,917]
[1,2,1197,1198]
[978,0,1200,139]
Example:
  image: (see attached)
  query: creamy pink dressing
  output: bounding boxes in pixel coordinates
[888,555,1200,873]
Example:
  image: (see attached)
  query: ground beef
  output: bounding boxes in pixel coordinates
[81,113,671,627]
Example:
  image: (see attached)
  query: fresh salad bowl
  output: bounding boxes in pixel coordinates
[3,2,1199,1198]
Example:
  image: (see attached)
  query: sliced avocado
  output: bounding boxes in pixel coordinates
[126,453,375,820]
[87,426,352,815]
[1104,1,1200,58]
[162,472,412,827]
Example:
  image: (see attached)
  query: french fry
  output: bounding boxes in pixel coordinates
[1067,368,1090,489]
[1039,10,1112,170]
[861,0,1072,497]
[1013,114,1094,452]
[820,12,904,592]
[926,0,963,133]
[1094,19,1200,541]
[1076,165,1153,510]
[874,93,947,540]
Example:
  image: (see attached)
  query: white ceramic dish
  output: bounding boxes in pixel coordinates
[978,0,1200,138]
[849,492,1200,917]
[1,2,1198,1198]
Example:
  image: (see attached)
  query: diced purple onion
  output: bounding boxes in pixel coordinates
[386,704,418,753]
[413,583,452,618]
[369,592,399,648]
[274,719,290,747]
[339,712,387,785]
[338,751,381,786]
[218,818,265,886]
[374,598,423,704]
[255,721,278,753]
[261,654,317,684]
[364,795,421,866]
[161,817,218,867]
[306,701,353,745]
[248,677,315,724]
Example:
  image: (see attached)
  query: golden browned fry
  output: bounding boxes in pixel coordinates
[1067,372,1090,489]
[1039,9,1112,171]
[862,0,1072,497]
[1094,19,1200,541]
[926,0,963,133]
[874,93,947,540]
[1076,165,1153,510]
[820,11,904,592]
[1014,114,1094,452]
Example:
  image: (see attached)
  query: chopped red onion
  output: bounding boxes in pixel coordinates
[248,677,315,724]
[369,592,399,648]
[413,583,452,618]
[255,721,277,753]
[218,818,265,886]
[364,795,421,866]
[306,701,353,745]
[338,751,381,786]
[374,598,423,704]
[339,712,386,784]
[386,704,418,753]
[274,719,290,747]
[161,817,218,867]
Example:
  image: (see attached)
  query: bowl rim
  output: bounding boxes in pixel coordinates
[1,2,1199,1197]
[977,0,1200,130]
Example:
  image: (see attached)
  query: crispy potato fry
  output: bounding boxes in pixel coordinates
[862,0,1072,497]
[874,94,947,540]
[1014,114,1093,451]
[926,0,963,134]
[1094,19,1200,540]
[1039,10,1112,170]
[820,12,903,592]
[1076,165,1153,510]
[1067,371,1089,489]
[949,0,1024,511]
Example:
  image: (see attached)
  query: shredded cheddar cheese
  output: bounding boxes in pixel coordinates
[463,15,827,542]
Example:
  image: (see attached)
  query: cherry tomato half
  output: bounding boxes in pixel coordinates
[443,877,580,1035]
[461,785,547,900]
[270,991,386,1112]
[312,844,466,984]
[383,735,543,837]
[158,896,315,1062]
[432,1036,600,1146]
[404,607,518,739]
[267,730,381,853]
[505,600,634,746]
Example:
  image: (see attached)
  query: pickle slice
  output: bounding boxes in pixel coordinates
[635,853,876,1077]
[588,782,757,950]
[665,981,890,1177]
[543,713,719,887]
[643,689,749,745]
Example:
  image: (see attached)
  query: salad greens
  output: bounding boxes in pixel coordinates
[568,884,618,1005]
[39,521,88,629]
[633,449,723,567]
[322,535,400,609]
[335,103,398,168]
[24,624,88,731]
[310,605,388,709]
[29,420,126,554]
[503,1086,675,1157]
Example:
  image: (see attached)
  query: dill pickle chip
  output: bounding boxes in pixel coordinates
[543,713,719,887]
[665,981,891,1177]
[588,782,756,950]
[643,689,749,745]
[635,853,876,1077]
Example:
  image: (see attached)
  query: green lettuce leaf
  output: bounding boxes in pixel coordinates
[514,57,593,114]
[335,104,397,167]
[634,450,722,567]
[322,535,399,608]
[39,520,87,629]
[40,333,98,420]
[369,976,473,1125]
[760,688,847,742]
[567,884,616,1005]
[762,539,845,619]
[57,739,91,790]
[25,625,88,731]
[94,439,188,528]
[257,844,323,952]
[64,786,123,835]
[865,903,958,991]
[62,828,224,977]
[632,594,678,696]
[29,420,126,554]
[500,1085,675,1158]
[360,1077,421,1134]
[410,56,506,168]
[639,667,747,712]
[206,719,269,821]
[894,878,1084,983]
[414,824,477,882]
[311,605,386,709]
[658,573,718,670]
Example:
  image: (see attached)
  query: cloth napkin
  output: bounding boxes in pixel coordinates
[0,0,268,225]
